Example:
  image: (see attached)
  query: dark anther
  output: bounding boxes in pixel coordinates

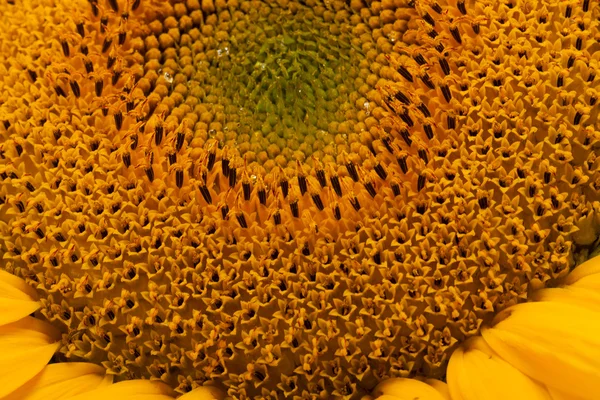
[419,10,434,25]
[374,163,387,179]
[399,109,414,127]
[243,182,251,200]
[258,188,267,205]
[447,114,456,129]
[441,84,452,102]
[373,252,381,264]
[427,29,438,38]
[316,168,327,187]
[112,70,122,85]
[565,5,572,17]
[71,253,78,262]
[199,185,212,204]
[207,150,216,171]
[417,174,426,191]
[154,124,163,146]
[60,39,70,57]
[472,23,480,34]
[574,112,583,125]
[228,167,237,188]
[346,162,359,181]
[131,137,140,152]
[95,79,104,96]
[556,76,563,87]
[107,55,116,69]
[397,66,413,82]
[396,154,408,174]
[422,124,434,139]
[478,197,488,209]
[333,205,341,220]
[221,204,229,219]
[302,243,310,256]
[417,103,431,117]
[176,132,185,152]
[537,205,545,216]
[80,44,89,55]
[126,299,135,308]
[350,196,360,211]
[391,182,401,196]
[312,193,324,210]
[123,152,131,168]
[449,27,462,43]
[413,53,426,65]
[175,169,184,188]
[394,89,411,104]
[364,182,376,198]
[418,148,428,164]
[298,175,307,195]
[400,128,412,146]
[34,227,44,239]
[54,85,67,97]
[145,166,154,182]
[27,69,37,82]
[118,31,127,45]
[290,199,299,218]
[108,0,119,12]
[102,37,112,53]
[439,57,451,75]
[84,60,94,74]
[330,175,343,196]
[114,111,123,130]
[236,212,247,228]
[273,211,281,225]
[76,21,85,37]
[221,157,230,177]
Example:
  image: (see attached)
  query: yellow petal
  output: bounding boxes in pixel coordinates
[447,337,550,400]
[65,379,175,400]
[178,386,226,400]
[482,302,600,400]
[546,386,589,400]
[4,362,112,400]
[0,270,39,299]
[0,270,40,326]
[373,377,448,400]
[423,379,451,400]
[563,257,600,287]
[529,286,600,312]
[0,317,61,399]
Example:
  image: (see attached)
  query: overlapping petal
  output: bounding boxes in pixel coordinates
[0,316,61,398]
[481,300,600,399]
[372,377,450,400]
[0,269,40,326]
[177,386,226,400]
[4,362,112,400]
[65,379,176,400]
[447,336,550,400]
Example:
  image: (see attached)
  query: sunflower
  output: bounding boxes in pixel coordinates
[1,0,600,398]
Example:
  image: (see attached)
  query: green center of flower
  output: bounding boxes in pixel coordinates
[196,2,369,166]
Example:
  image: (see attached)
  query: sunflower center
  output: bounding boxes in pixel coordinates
[144,0,389,170]
[202,2,363,163]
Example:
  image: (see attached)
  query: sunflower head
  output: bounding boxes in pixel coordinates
[1,0,600,398]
